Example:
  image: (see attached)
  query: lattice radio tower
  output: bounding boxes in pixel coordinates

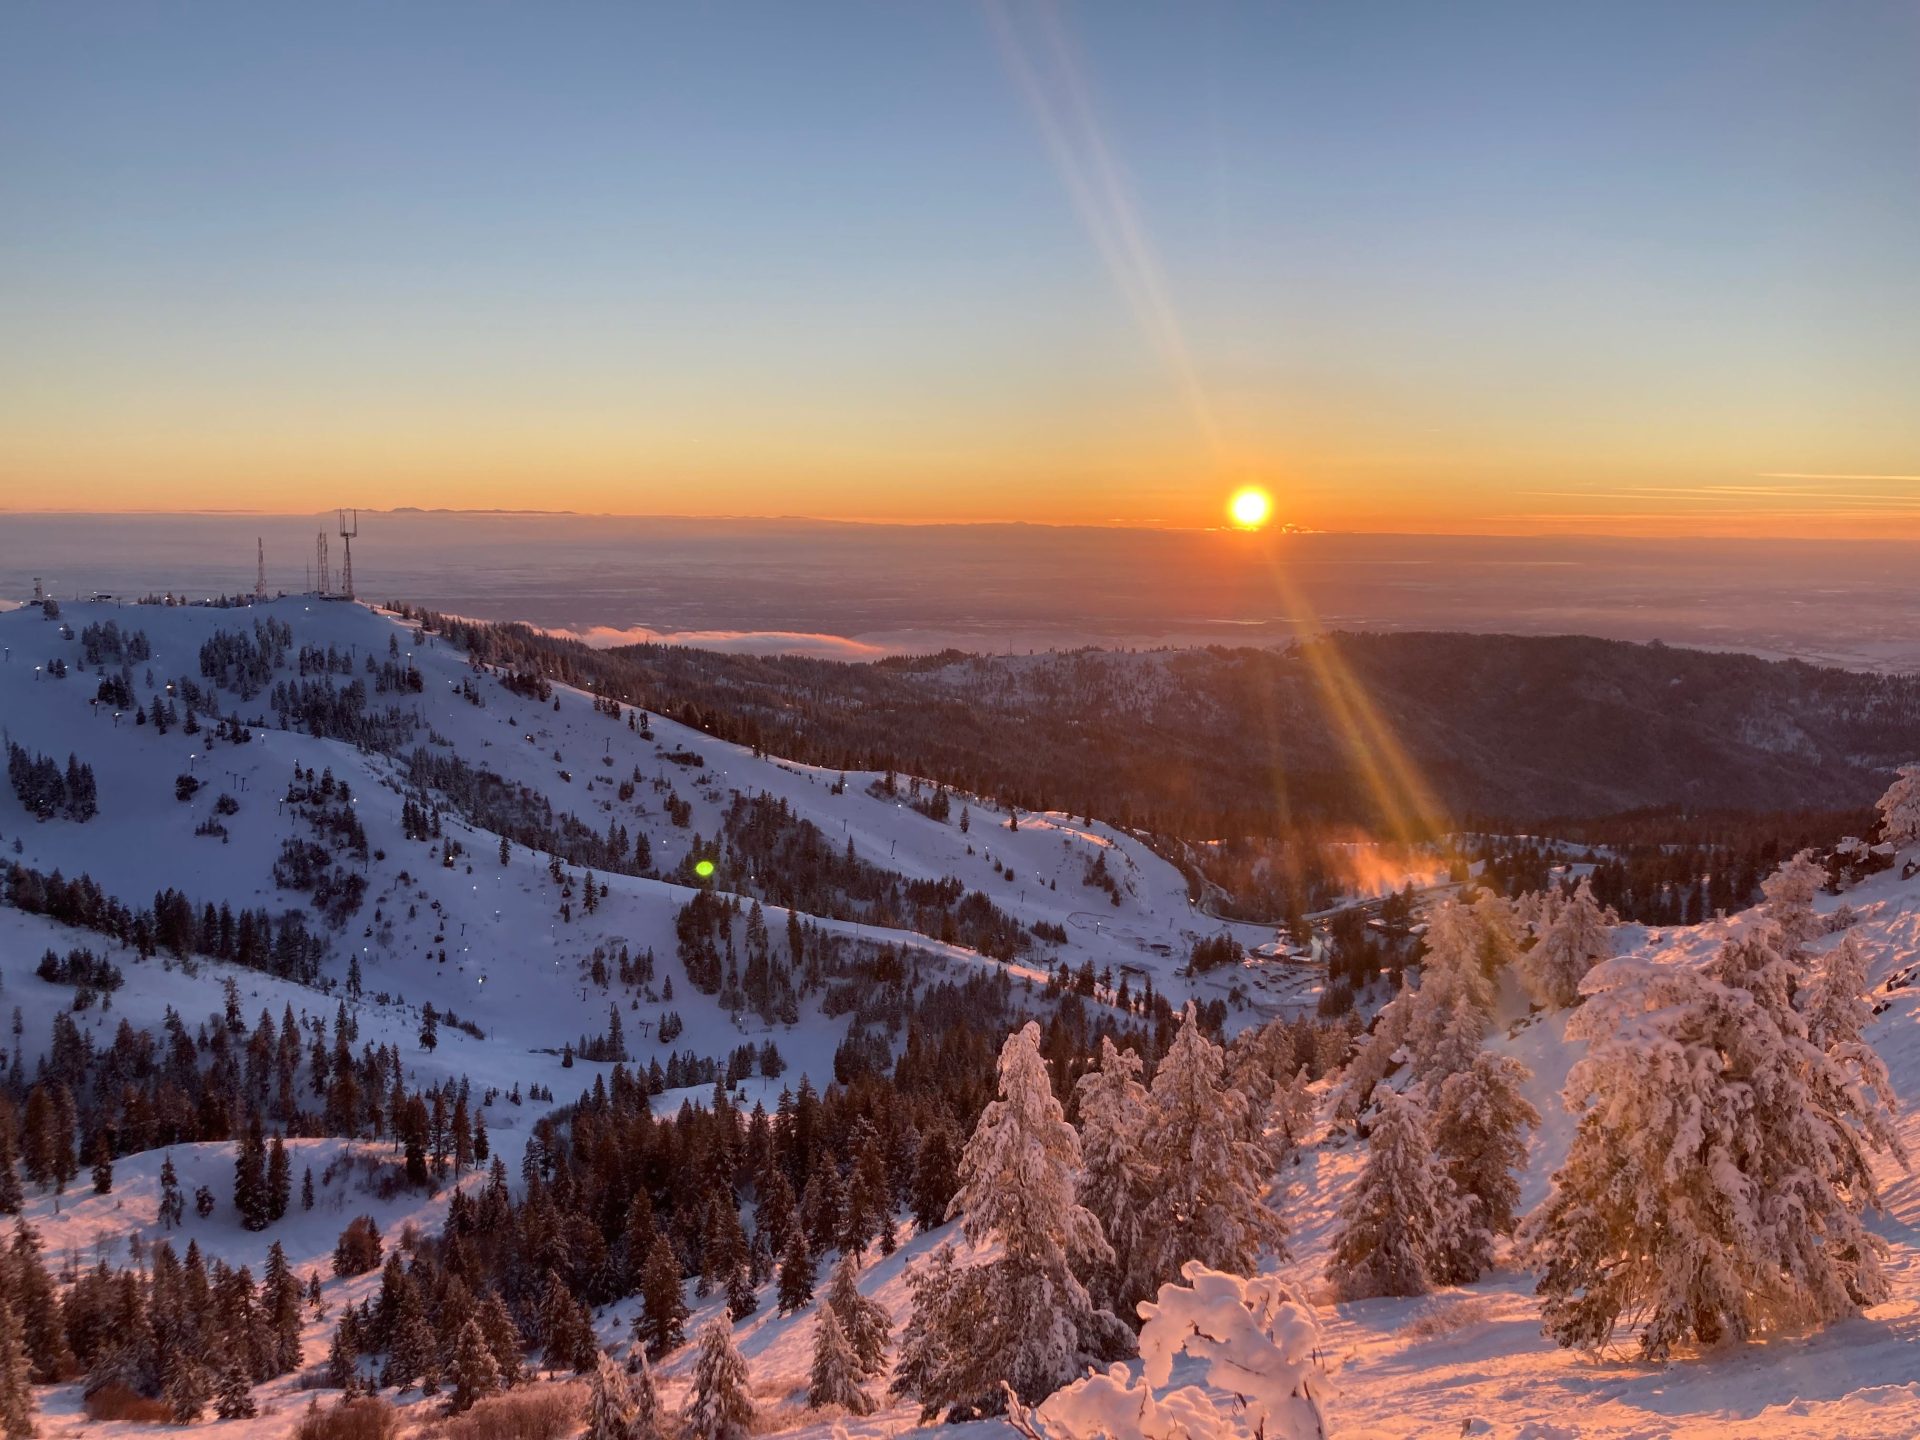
[315,531,330,596]
[255,538,266,601]
[337,509,358,601]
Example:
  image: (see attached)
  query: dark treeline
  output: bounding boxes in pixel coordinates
[1468,806,1877,926]
[5,746,96,824]
[1,859,328,984]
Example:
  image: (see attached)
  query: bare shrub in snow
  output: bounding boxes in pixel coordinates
[1399,1294,1496,1344]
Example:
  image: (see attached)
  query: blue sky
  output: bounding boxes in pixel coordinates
[3,1,1915,531]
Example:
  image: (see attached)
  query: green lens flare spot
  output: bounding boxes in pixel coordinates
[694,859,715,879]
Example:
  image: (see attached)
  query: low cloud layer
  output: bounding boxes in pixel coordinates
[563,625,888,660]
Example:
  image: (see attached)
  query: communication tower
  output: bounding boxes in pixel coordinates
[315,531,331,597]
[337,509,358,601]
[255,538,266,601]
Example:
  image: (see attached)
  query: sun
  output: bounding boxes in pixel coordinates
[1227,485,1274,530]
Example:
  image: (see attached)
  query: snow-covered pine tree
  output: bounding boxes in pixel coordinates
[1427,1052,1539,1282]
[626,1348,663,1440]
[683,1314,753,1440]
[1802,930,1875,1054]
[638,1236,688,1357]
[1420,899,1497,1021]
[213,1361,257,1420]
[587,1349,637,1440]
[1073,1036,1153,1315]
[325,1321,358,1390]
[1403,961,1488,1086]
[1876,762,1920,846]
[775,1227,814,1314]
[0,1296,34,1440]
[165,1353,211,1423]
[1760,849,1828,957]
[807,1304,874,1414]
[890,1244,972,1420]
[1328,982,1412,1125]
[822,1254,889,1379]
[1518,877,1612,1009]
[1523,934,1908,1359]
[1138,1006,1284,1300]
[901,1022,1128,1415]
[477,1290,524,1388]
[1006,1263,1331,1440]
[448,1317,502,1414]
[1470,889,1525,978]
[1268,1067,1317,1162]
[1326,1087,1470,1300]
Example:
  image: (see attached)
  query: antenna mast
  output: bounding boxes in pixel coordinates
[255,538,266,601]
[316,531,330,597]
[337,509,358,601]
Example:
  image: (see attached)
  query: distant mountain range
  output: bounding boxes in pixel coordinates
[533,627,1920,832]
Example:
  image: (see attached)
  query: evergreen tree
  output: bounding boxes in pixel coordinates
[87,1130,112,1195]
[0,1129,20,1217]
[1326,1088,1467,1300]
[900,1022,1127,1414]
[264,1242,304,1376]
[683,1314,753,1440]
[1524,933,1907,1359]
[477,1291,524,1388]
[1073,1037,1151,1316]
[1520,878,1613,1009]
[807,1305,874,1414]
[448,1317,503,1413]
[1876,763,1920,846]
[909,1118,960,1231]
[1802,931,1876,1056]
[823,1255,889,1379]
[1428,1053,1539,1283]
[166,1355,212,1423]
[267,1135,291,1221]
[775,1226,815,1315]
[627,1348,663,1438]
[325,1321,357,1390]
[1005,1264,1332,1440]
[1138,1008,1283,1302]
[158,1156,184,1230]
[0,1297,34,1440]
[233,1115,269,1230]
[638,1236,688,1358]
[214,1362,257,1420]
[586,1349,636,1440]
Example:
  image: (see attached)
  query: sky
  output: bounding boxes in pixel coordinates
[1,1,1916,535]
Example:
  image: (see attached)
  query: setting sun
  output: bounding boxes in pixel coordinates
[1228,486,1274,530]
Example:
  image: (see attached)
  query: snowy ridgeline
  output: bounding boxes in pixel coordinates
[0,598,1917,1440]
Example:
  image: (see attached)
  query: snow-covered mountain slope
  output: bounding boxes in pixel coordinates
[0,598,1281,1029]
[8,595,1917,1440]
[0,599,1284,1284]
